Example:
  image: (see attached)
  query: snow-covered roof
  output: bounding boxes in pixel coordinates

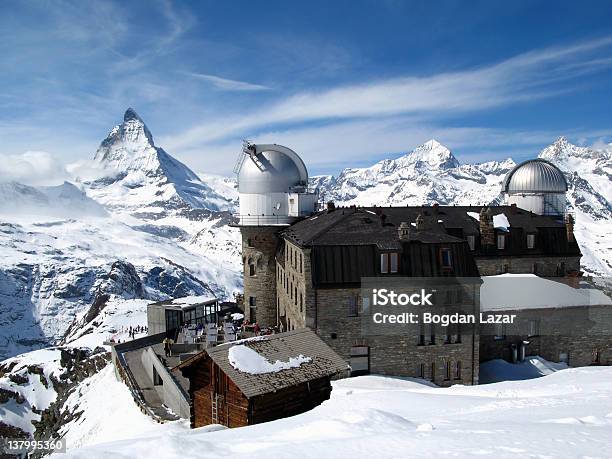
[179,329,348,398]
[170,295,218,309]
[467,211,510,231]
[480,274,611,311]
[228,345,311,374]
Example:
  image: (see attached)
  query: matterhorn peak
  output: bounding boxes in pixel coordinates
[124,107,144,123]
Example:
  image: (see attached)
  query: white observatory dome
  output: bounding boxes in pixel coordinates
[502,159,567,194]
[238,144,308,194]
[235,143,318,225]
[502,158,567,217]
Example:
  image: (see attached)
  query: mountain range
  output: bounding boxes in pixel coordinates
[0,109,610,362]
[313,138,612,276]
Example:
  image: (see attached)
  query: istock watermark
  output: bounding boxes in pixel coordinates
[358,276,612,337]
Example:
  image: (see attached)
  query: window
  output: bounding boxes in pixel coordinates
[454,361,462,380]
[390,253,398,273]
[350,346,369,376]
[445,361,451,380]
[440,248,452,268]
[380,252,399,273]
[526,233,535,249]
[153,367,163,386]
[249,263,255,276]
[417,323,425,345]
[246,238,253,247]
[348,296,359,317]
[300,253,303,273]
[494,323,506,340]
[380,253,389,273]
[497,234,506,250]
[361,296,370,314]
[429,324,435,345]
[294,287,298,306]
[418,363,425,378]
[467,235,476,251]
[249,296,256,307]
[528,319,540,337]
[299,293,303,312]
[430,362,436,381]
[455,324,462,344]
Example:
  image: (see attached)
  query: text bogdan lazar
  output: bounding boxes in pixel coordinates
[370,289,516,326]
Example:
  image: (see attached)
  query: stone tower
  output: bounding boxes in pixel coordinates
[233,142,318,327]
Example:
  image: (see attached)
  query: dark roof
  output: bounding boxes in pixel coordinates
[283,206,568,246]
[179,329,348,398]
[281,205,580,258]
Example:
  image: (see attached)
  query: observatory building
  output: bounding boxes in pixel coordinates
[233,142,318,326]
[229,142,605,385]
[502,158,568,217]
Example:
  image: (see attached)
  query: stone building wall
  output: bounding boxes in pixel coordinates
[313,287,480,386]
[240,226,280,327]
[479,304,612,367]
[475,255,580,277]
[276,239,309,331]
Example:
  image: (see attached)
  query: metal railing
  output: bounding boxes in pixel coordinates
[233,214,293,226]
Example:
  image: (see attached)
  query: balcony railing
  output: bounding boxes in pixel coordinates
[233,214,294,226]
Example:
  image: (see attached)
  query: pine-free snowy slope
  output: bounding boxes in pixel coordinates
[57,366,612,458]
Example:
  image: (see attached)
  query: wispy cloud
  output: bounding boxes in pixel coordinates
[163,36,612,153]
[187,72,271,91]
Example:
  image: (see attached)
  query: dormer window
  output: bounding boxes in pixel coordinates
[380,252,399,273]
[497,234,506,250]
[526,233,535,249]
[440,248,452,268]
[466,235,476,251]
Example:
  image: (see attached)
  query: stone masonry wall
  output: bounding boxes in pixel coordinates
[241,226,280,327]
[475,255,580,276]
[480,304,612,367]
[313,287,480,386]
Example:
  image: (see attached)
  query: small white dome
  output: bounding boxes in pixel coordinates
[238,144,308,194]
[503,159,567,194]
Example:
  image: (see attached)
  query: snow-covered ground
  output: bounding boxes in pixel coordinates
[55,364,612,458]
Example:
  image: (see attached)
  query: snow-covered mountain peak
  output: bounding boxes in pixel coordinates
[86,109,233,213]
[94,108,158,172]
[402,139,460,170]
[539,136,612,168]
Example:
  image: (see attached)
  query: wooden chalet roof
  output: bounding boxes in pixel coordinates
[178,329,349,399]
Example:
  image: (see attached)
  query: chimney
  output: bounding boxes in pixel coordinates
[479,207,495,246]
[398,221,410,241]
[565,214,575,242]
[415,214,424,231]
[327,201,336,212]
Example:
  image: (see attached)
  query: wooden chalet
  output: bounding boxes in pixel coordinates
[177,328,349,428]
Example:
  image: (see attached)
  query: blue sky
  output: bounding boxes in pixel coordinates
[1,0,611,180]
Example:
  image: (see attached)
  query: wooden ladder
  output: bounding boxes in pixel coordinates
[211,392,219,424]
